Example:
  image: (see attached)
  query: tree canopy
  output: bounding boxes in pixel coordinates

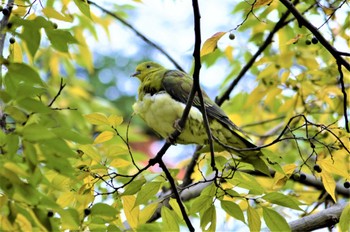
[0,0,349,231]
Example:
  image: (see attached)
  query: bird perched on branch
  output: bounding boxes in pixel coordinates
[132,61,267,173]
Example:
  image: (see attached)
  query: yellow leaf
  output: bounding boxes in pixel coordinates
[122,195,139,229]
[224,46,234,62]
[93,131,114,144]
[110,158,131,168]
[85,113,109,125]
[57,192,75,207]
[320,170,337,202]
[254,0,273,8]
[169,198,183,219]
[79,144,101,162]
[272,164,296,189]
[9,42,23,63]
[108,115,123,127]
[318,157,349,179]
[15,214,33,231]
[42,7,74,22]
[139,202,158,224]
[286,34,303,45]
[201,32,227,57]
[247,205,261,232]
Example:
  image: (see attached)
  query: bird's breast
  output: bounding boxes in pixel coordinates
[133,92,207,144]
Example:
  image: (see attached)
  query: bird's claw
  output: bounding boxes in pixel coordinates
[173,118,182,133]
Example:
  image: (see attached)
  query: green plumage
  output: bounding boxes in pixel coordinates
[132,61,267,172]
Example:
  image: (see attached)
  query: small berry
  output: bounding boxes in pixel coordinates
[53,22,58,29]
[311,37,318,44]
[300,173,306,181]
[2,8,9,16]
[344,181,350,189]
[84,208,91,216]
[229,33,235,40]
[313,164,322,173]
[6,22,12,29]
[293,173,300,180]
[47,211,54,217]
[9,37,15,44]
[305,40,311,45]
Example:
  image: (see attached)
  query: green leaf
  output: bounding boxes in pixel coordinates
[190,195,213,214]
[231,172,265,194]
[6,63,43,86]
[73,0,91,18]
[135,181,161,206]
[18,98,51,113]
[51,127,91,144]
[220,200,245,223]
[161,207,179,232]
[91,203,118,218]
[122,178,146,196]
[45,28,78,52]
[262,192,303,211]
[247,205,261,232]
[339,203,350,232]
[200,205,216,232]
[263,207,290,232]
[59,208,80,230]
[22,124,56,141]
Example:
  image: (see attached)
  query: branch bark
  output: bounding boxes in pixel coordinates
[289,203,347,231]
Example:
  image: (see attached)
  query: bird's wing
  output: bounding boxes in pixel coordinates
[162,70,255,148]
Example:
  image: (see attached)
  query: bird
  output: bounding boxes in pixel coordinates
[132,61,268,173]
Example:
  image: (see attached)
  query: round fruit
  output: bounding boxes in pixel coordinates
[9,37,15,44]
[47,211,54,217]
[229,33,235,40]
[2,8,9,16]
[344,181,350,189]
[305,40,311,45]
[53,22,58,29]
[312,37,318,44]
[313,164,322,173]
[84,208,91,216]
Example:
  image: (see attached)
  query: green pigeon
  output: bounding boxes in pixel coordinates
[132,61,268,172]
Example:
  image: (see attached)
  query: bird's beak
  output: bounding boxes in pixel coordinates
[131,71,140,77]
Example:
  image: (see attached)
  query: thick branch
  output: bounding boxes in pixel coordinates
[289,203,347,231]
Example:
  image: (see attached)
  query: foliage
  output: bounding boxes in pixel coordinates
[0,0,349,231]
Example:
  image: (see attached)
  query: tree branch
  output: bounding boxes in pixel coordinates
[0,0,14,77]
[216,4,293,106]
[289,203,347,231]
[87,1,184,72]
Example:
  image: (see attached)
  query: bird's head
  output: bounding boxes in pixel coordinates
[131,61,163,81]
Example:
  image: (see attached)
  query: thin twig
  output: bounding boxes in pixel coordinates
[87,0,184,72]
[0,0,14,77]
[216,6,293,106]
[48,78,66,107]
[337,62,349,132]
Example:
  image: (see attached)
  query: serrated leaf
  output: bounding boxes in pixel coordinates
[122,195,139,229]
[262,192,302,210]
[247,205,261,232]
[200,205,216,232]
[320,170,337,202]
[161,207,179,232]
[108,114,123,127]
[263,207,290,232]
[220,200,245,223]
[135,182,161,206]
[201,32,226,57]
[85,113,109,125]
[93,131,114,144]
